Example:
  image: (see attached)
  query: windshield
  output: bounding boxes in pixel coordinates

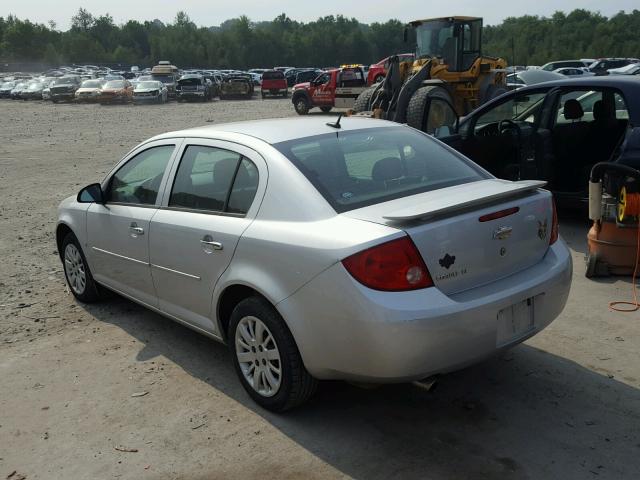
[28,82,43,90]
[273,127,486,213]
[81,80,102,88]
[54,77,76,85]
[152,74,174,83]
[104,80,125,89]
[137,81,160,89]
[415,20,453,58]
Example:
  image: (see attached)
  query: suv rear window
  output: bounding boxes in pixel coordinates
[262,71,285,80]
[273,127,487,213]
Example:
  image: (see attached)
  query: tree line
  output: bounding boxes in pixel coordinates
[0,8,639,70]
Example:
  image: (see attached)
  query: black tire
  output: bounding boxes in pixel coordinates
[320,106,332,113]
[293,95,310,115]
[482,84,508,104]
[352,86,377,113]
[229,296,317,412]
[374,74,385,84]
[282,90,288,99]
[261,92,266,99]
[61,232,101,303]
[406,85,455,132]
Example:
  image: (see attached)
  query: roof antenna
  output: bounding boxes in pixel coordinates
[326,114,343,129]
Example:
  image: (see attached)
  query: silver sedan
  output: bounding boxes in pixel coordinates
[56,117,572,411]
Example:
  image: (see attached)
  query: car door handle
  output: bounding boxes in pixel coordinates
[129,222,144,235]
[200,235,223,251]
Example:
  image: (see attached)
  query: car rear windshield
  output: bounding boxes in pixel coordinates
[104,80,125,88]
[137,81,159,89]
[262,71,284,80]
[81,80,102,88]
[54,77,76,85]
[273,126,488,213]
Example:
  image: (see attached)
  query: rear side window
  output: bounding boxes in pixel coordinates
[274,127,487,213]
[169,145,258,214]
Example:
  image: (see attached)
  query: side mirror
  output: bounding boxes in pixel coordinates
[77,183,104,204]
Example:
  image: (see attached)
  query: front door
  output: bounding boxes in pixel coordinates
[86,142,177,307]
[149,141,264,333]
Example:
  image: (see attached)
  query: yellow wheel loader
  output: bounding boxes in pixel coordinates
[352,16,507,134]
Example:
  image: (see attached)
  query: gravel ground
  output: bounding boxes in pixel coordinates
[1,97,640,480]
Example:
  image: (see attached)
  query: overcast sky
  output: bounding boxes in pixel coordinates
[5,0,638,30]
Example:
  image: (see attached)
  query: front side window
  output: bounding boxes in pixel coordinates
[108,145,174,205]
[474,91,547,130]
[274,127,486,213]
[169,146,259,214]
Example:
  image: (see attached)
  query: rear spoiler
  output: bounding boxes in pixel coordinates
[382,180,547,222]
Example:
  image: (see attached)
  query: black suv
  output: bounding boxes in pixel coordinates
[589,58,640,74]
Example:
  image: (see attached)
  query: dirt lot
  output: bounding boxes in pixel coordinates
[1,97,640,480]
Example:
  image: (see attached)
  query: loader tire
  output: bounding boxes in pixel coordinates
[406,86,455,133]
[352,86,377,113]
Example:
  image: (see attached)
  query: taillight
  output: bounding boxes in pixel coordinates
[342,236,433,291]
[550,197,559,245]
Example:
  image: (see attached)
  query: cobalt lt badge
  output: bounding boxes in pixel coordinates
[538,219,548,241]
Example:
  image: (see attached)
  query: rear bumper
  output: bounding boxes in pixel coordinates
[277,240,572,382]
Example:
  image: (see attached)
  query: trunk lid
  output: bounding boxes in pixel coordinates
[343,179,554,295]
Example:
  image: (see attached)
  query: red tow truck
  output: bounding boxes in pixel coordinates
[291,66,367,115]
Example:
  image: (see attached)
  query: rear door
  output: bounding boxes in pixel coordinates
[149,140,266,333]
[87,141,178,306]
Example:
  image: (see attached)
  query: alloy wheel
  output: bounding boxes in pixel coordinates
[235,316,282,397]
[64,243,87,295]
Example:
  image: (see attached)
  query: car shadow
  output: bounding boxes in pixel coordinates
[80,297,640,479]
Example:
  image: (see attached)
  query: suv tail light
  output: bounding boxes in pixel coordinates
[342,236,433,291]
[550,197,559,245]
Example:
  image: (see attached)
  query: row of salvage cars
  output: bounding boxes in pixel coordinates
[0,73,255,104]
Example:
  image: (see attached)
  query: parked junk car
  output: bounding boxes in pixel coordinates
[176,74,212,102]
[57,117,571,411]
[553,67,595,78]
[261,70,288,98]
[10,81,29,99]
[424,76,640,208]
[220,74,253,99]
[203,74,222,98]
[367,53,415,85]
[608,63,640,75]
[284,69,302,87]
[0,81,17,98]
[75,79,105,102]
[42,80,56,101]
[98,79,134,105]
[21,80,46,100]
[50,76,82,103]
[151,61,179,98]
[540,60,592,71]
[589,58,640,74]
[133,80,168,104]
[291,66,367,114]
[506,69,565,90]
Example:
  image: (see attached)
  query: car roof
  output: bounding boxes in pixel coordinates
[151,117,399,145]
